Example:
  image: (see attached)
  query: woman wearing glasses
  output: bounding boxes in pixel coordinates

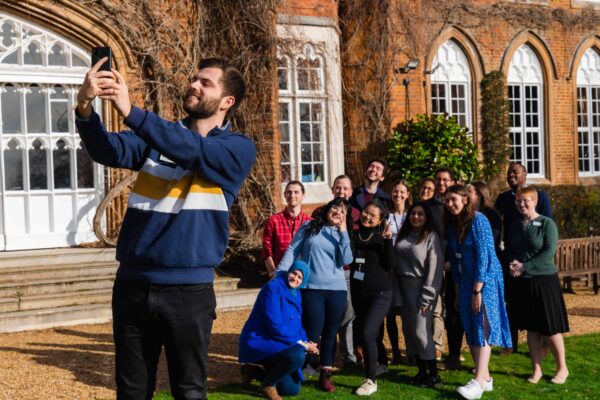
[506,187,569,385]
[278,197,353,393]
[350,199,395,396]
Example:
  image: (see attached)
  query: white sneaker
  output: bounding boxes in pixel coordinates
[374,364,389,376]
[483,377,493,392]
[457,379,484,400]
[355,379,377,396]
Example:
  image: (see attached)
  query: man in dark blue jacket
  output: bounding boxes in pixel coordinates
[75,57,256,399]
[349,158,390,211]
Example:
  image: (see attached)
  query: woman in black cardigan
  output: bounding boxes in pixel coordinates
[350,199,395,396]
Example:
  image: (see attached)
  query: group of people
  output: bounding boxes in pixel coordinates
[240,160,570,400]
[74,53,571,400]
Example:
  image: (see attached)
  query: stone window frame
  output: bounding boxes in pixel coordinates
[575,47,600,177]
[0,11,103,248]
[430,39,473,132]
[501,31,558,183]
[507,44,546,178]
[276,16,344,205]
[425,27,484,145]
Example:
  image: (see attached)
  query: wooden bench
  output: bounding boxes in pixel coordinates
[555,238,600,294]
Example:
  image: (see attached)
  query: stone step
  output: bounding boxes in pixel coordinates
[8,289,112,313]
[0,304,112,333]
[213,276,240,292]
[0,286,258,332]
[0,274,115,298]
[0,261,118,283]
[216,288,259,311]
[0,248,116,268]
[0,278,243,316]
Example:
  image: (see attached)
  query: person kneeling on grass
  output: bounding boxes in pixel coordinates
[238,261,318,400]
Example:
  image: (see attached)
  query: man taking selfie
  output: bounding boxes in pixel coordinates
[75,56,256,400]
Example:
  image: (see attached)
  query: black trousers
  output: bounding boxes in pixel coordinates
[444,272,464,357]
[353,289,393,381]
[112,278,216,400]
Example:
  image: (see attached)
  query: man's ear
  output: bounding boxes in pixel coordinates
[220,95,235,111]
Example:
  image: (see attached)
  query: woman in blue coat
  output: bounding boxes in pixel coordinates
[445,185,512,400]
[239,261,318,400]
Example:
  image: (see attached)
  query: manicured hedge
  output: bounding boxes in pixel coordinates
[537,185,600,239]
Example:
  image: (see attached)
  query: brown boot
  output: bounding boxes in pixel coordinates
[261,385,282,400]
[318,368,336,392]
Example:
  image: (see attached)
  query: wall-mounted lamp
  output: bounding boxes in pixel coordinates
[394,59,420,74]
[424,63,440,75]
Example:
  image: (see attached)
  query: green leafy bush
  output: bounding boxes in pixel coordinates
[386,113,481,190]
[537,184,600,239]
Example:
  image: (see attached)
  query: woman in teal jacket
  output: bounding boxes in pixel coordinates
[239,261,318,399]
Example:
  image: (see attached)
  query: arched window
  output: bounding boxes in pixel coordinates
[507,44,545,177]
[0,12,101,250]
[431,40,472,130]
[277,44,327,184]
[576,48,600,176]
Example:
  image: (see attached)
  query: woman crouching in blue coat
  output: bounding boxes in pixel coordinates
[239,261,319,400]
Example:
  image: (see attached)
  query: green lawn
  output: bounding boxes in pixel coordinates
[154,333,599,399]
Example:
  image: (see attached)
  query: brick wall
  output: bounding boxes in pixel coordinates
[341,0,600,186]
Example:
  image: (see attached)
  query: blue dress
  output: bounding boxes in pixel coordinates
[447,212,512,348]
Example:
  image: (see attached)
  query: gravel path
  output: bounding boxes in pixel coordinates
[0,287,598,400]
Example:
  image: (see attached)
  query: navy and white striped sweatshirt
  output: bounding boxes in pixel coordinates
[76,106,256,284]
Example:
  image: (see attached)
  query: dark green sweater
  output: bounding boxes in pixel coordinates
[506,215,558,276]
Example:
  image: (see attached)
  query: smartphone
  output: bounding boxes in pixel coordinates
[91,47,112,71]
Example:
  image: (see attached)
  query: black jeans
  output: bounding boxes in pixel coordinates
[112,278,216,400]
[353,290,393,381]
[444,272,464,357]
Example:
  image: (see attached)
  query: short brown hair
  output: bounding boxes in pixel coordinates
[285,180,305,194]
[198,58,245,115]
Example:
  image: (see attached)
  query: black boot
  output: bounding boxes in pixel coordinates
[240,363,264,386]
[411,358,427,385]
[420,359,442,388]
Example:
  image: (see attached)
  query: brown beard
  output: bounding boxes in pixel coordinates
[182,94,222,119]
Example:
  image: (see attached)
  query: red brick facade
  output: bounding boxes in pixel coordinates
[342,0,600,187]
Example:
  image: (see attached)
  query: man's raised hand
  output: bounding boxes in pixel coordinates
[76,57,115,118]
[97,68,132,119]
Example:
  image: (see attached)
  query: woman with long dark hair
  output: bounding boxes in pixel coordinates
[466,181,502,249]
[350,199,395,396]
[278,197,353,393]
[444,185,512,400]
[386,179,413,364]
[396,201,443,388]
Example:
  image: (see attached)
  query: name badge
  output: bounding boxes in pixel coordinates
[353,271,365,281]
[355,258,366,264]
[532,221,542,226]
[159,154,175,164]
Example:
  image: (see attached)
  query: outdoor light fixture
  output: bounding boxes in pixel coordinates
[394,59,420,74]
